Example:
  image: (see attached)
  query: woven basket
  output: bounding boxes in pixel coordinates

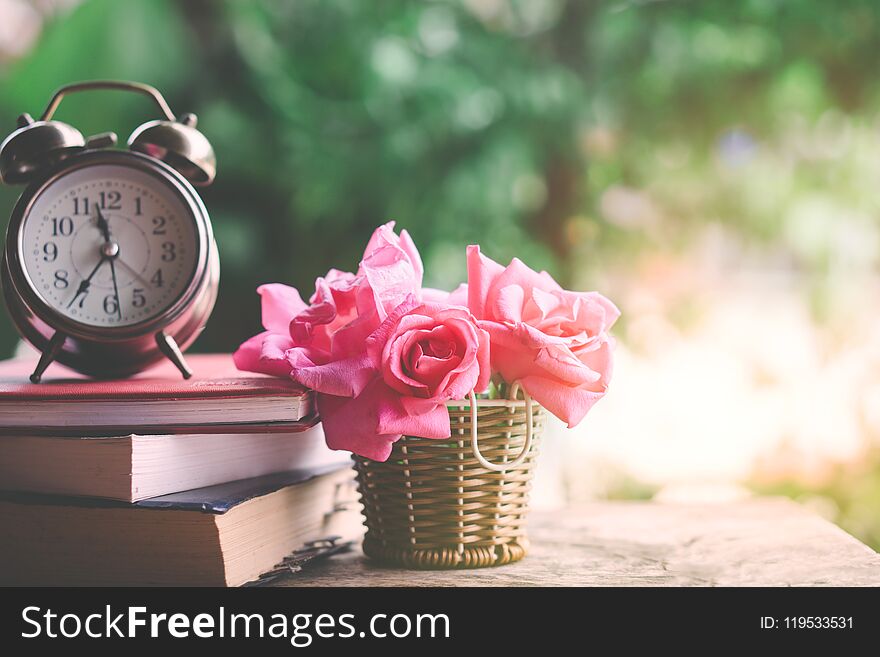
[352,384,544,569]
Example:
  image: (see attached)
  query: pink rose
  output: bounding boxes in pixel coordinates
[359,221,424,318]
[283,222,428,398]
[289,269,362,355]
[232,283,305,377]
[467,245,619,427]
[289,220,425,361]
[234,222,424,381]
[236,223,619,461]
[234,223,492,460]
[369,301,490,403]
[319,298,491,461]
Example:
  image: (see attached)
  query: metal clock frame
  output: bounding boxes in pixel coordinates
[1,149,219,381]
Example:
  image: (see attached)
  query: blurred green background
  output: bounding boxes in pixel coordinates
[2,0,880,548]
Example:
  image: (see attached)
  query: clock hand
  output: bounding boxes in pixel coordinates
[114,257,151,287]
[66,255,107,308]
[108,255,122,321]
[95,206,122,319]
[95,206,111,243]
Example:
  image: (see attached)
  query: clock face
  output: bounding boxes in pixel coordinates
[18,163,200,328]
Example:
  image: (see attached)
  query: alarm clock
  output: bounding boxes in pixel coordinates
[0,80,219,382]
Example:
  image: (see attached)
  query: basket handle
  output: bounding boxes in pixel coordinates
[468,383,534,472]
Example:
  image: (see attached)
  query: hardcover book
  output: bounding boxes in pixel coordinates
[0,353,315,433]
[0,467,361,587]
[0,423,350,501]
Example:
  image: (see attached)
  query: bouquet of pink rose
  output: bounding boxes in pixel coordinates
[234,223,619,462]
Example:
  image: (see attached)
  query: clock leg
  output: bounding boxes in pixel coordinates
[30,331,67,383]
[155,331,192,379]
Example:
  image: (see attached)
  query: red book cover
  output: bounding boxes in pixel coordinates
[0,353,305,400]
[0,354,315,434]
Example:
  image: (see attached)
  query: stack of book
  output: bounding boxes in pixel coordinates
[0,354,359,586]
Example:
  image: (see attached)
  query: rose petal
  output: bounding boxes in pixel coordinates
[359,222,424,317]
[495,284,526,323]
[483,340,539,390]
[582,291,621,331]
[528,286,560,323]
[365,296,420,368]
[485,257,562,322]
[422,283,468,306]
[533,345,601,387]
[573,335,616,387]
[398,228,424,288]
[466,245,505,319]
[287,348,376,397]
[412,351,462,394]
[233,332,295,377]
[447,283,469,307]
[473,326,491,394]
[378,395,451,439]
[318,381,401,461]
[257,284,307,334]
[361,221,397,260]
[330,306,381,359]
[384,330,430,395]
[519,375,608,428]
[428,320,481,399]
[290,272,362,352]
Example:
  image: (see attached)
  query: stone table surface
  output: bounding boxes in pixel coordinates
[270,498,880,587]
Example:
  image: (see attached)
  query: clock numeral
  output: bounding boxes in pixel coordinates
[161,242,176,262]
[103,294,119,316]
[42,242,58,262]
[98,190,122,210]
[75,290,87,308]
[51,216,73,237]
[72,196,90,215]
[151,269,164,288]
[134,197,143,216]
[53,270,69,289]
[152,216,167,235]
[132,288,146,308]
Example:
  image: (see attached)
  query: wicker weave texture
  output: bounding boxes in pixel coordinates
[353,400,544,569]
